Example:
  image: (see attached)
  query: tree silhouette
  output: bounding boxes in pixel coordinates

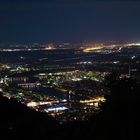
[88,75,138,140]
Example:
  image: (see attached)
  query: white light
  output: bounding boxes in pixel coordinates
[131,56,136,59]
[113,61,119,64]
[47,106,68,112]
[27,102,38,107]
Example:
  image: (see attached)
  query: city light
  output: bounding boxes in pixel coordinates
[0,41,139,122]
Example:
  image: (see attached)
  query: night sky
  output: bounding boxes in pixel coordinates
[0,0,140,43]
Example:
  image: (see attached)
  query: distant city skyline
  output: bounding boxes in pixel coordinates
[0,0,140,43]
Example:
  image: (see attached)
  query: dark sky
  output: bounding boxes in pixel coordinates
[0,0,140,43]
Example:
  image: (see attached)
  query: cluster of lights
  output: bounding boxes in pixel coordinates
[45,106,68,112]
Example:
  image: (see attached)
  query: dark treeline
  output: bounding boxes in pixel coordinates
[0,74,139,140]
